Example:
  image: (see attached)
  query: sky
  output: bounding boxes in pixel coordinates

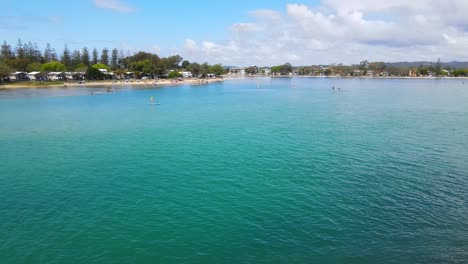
[2,0,468,66]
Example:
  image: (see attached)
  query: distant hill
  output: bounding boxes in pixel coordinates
[384,61,468,69]
[222,65,238,69]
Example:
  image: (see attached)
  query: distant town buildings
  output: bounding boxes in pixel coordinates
[3,64,461,83]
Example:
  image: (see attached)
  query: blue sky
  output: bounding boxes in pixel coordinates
[2,0,468,65]
[1,0,316,54]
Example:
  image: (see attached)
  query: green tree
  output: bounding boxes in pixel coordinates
[187,63,201,77]
[165,55,183,69]
[92,48,99,65]
[100,48,109,65]
[209,64,224,76]
[26,62,43,72]
[130,59,155,76]
[110,48,119,70]
[182,60,190,69]
[74,63,88,72]
[61,45,71,69]
[200,63,210,77]
[24,41,42,63]
[1,41,14,63]
[298,67,311,75]
[7,58,31,71]
[359,60,369,75]
[86,66,105,80]
[71,50,82,70]
[41,61,67,71]
[271,66,280,74]
[245,66,258,75]
[0,62,13,83]
[43,43,53,63]
[82,47,90,66]
[92,63,110,70]
[435,58,442,76]
[279,63,292,75]
[168,71,182,78]
[16,39,25,59]
[1,41,15,61]
[452,69,468,77]
[417,67,428,76]
[50,46,58,61]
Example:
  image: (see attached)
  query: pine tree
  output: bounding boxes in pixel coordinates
[100,48,109,66]
[82,47,90,66]
[61,44,71,70]
[1,41,15,60]
[111,48,119,70]
[71,50,82,70]
[16,39,25,59]
[50,47,58,61]
[44,43,52,62]
[25,41,34,60]
[24,41,42,63]
[119,50,126,68]
[435,58,442,76]
[33,43,42,63]
[92,48,98,65]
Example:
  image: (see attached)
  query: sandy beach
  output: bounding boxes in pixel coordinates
[0,78,223,89]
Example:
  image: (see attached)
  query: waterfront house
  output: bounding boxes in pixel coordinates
[98,69,108,75]
[229,68,245,75]
[49,72,66,80]
[73,72,85,80]
[125,72,134,79]
[9,71,29,81]
[181,71,193,78]
[28,72,42,81]
[65,72,74,80]
[352,70,363,76]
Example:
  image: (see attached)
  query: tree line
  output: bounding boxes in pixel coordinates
[0,39,225,81]
[241,60,468,77]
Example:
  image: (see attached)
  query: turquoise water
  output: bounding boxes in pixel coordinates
[1,78,467,263]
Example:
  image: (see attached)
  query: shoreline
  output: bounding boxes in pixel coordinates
[223,75,468,80]
[2,75,467,89]
[0,78,223,89]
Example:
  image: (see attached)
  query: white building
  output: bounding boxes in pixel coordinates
[9,72,28,81]
[229,68,245,75]
[49,72,66,80]
[65,72,74,80]
[181,71,193,78]
[28,72,42,80]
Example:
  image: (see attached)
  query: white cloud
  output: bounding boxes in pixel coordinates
[149,45,161,54]
[94,0,135,13]
[180,1,468,66]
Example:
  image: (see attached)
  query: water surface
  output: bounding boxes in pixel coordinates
[1,78,467,263]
